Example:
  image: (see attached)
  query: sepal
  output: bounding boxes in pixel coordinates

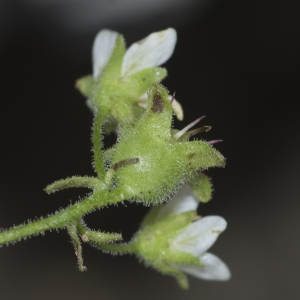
[177,140,225,173]
[189,173,213,203]
[92,29,119,79]
[126,67,167,100]
[75,75,95,98]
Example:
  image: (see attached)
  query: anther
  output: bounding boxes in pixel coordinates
[207,139,223,145]
[174,116,206,140]
[169,92,176,103]
[185,126,211,138]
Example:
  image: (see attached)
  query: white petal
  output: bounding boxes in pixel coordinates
[121,28,177,77]
[137,93,148,108]
[177,252,231,281]
[171,216,227,256]
[92,29,118,78]
[155,184,198,222]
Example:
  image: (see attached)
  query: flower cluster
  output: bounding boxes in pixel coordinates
[0,28,230,290]
[76,28,183,129]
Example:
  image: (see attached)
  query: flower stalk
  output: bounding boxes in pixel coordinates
[93,110,109,179]
[0,189,126,246]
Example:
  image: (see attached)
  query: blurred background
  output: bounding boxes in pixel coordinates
[0,0,299,299]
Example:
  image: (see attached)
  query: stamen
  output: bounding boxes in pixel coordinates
[185,126,211,138]
[174,116,206,140]
[170,92,176,103]
[207,139,223,145]
[172,99,183,121]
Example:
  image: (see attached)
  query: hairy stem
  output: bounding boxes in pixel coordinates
[67,224,87,272]
[92,241,137,255]
[0,189,126,246]
[45,176,102,194]
[76,220,122,243]
[93,110,108,179]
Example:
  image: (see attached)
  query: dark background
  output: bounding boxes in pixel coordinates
[1,0,299,299]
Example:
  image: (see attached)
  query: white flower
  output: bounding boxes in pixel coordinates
[134,184,230,288]
[91,28,183,120]
[92,28,177,79]
[161,184,231,281]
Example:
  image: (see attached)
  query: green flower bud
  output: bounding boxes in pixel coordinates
[111,83,225,204]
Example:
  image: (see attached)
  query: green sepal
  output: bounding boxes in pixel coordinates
[134,211,196,259]
[140,82,173,133]
[75,75,95,98]
[189,173,213,203]
[140,205,161,228]
[89,35,127,119]
[125,67,167,100]
[149,261,189,289]
[97,34,126,81]
[176,140,225,173]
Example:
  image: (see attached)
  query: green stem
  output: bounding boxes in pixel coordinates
[93,111,108,179]
[92,241,137,255]
[76,220,122,243]
[67,224,87,272]
[45,176,102,194]
[0,189,126,246]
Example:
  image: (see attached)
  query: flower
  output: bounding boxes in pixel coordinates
[133,184,231,289]
[92,28,177,79]
[77,28,183,123]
